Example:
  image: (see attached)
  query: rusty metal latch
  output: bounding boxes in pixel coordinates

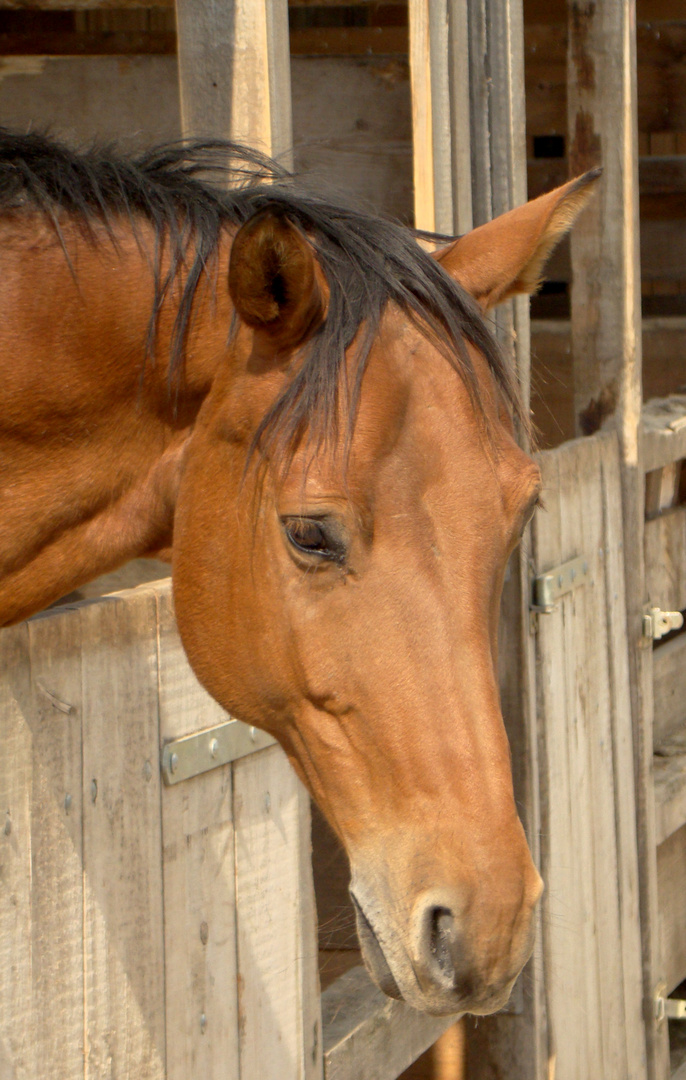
[161,719,276,785]
[531,555,589,614]
[643,607,684,642]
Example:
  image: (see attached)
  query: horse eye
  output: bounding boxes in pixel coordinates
[282,517,346,564]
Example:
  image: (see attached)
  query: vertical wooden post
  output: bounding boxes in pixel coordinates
[174,0,292,163]
[567,2,669,1077]
[410,3,545,1077]
[409,0,472,236]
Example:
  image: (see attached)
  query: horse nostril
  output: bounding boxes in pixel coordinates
[429,906,456,979]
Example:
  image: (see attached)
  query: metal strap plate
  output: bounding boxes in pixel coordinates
[161,719,276,785]
[532,555,589,614]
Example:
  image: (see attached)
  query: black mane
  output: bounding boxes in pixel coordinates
[0,129,522,457]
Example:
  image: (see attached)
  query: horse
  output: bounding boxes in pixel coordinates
[0,130,598,1016]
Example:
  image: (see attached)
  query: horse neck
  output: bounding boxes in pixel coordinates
[0,212,235,625]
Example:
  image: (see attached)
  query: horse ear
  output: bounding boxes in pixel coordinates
[228,208,328,349]
[435,169,601,310]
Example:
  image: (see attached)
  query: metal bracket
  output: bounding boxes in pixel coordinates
[643,607,684,642]
[655,983,686,1022]
[161,719,276,786]
[531,555,589,614]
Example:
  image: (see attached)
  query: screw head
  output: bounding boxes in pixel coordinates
[209,739,219,760]
[170,752,179,774]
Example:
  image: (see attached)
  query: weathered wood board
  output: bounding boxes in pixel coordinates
[657,822,686,994]
[0,582,322,1080]
[645,506,686,616]
[532,432,645,1080]
[653,634,686,748]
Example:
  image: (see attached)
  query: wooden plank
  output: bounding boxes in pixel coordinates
[643,395,686,473]
[233,743,322,1080]
[567,1,666,1076]
[408,0,472,235]
[599,437,649,1078]
[156,586,241,1080]
[80,589,166,1080]
[175,0,292,163]
[26,607,84,1080]
[653,634,686,747]
[657,823,686,994]
[0,624,35,1078]
[533,434,645,1080]
[0,609,87,1080]
[645,506,686,615]
[322,965,452,1080]
[645,463,681,519]
[536,443,598,1080]
[154,581,226,740]
[654,755,686,846]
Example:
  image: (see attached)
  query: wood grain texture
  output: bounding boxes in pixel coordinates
[80,589,166,1080]
[233,744,320,1080]
[654,754,686,846]
[0,611,86,1080]
[0,624,36,1079]
[645,506,686,615]
[533,433,645,1080]
[156,585,241,1080]
[175,0,292,163]
[653,634,686,748]
[409,0,452,234]
[322,965,452,1080]
[657,823,686,993]
[567,2,666,1076]
[26,608,85,1080]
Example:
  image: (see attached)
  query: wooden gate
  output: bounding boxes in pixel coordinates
[0,582,320,1080]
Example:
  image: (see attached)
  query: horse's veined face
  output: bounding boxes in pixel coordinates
[172,171,598,1015]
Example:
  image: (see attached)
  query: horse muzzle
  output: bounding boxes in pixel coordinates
[350,874,541,1016]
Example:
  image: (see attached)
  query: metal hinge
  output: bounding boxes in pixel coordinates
[642,607,684,642]
[161,719,276,785]
[655,983,686,1022]
[531,555,589,614]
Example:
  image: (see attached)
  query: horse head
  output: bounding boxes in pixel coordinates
[171,173,599,1015]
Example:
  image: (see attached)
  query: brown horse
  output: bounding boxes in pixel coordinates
[0,132,597,1016]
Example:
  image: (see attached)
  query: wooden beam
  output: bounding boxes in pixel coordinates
[175,0,292,163]
[322,965,453,1080]
[408,0,473,236]
[567,2,669,1076]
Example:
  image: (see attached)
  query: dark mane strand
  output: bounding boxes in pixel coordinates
[0,129,525,461]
